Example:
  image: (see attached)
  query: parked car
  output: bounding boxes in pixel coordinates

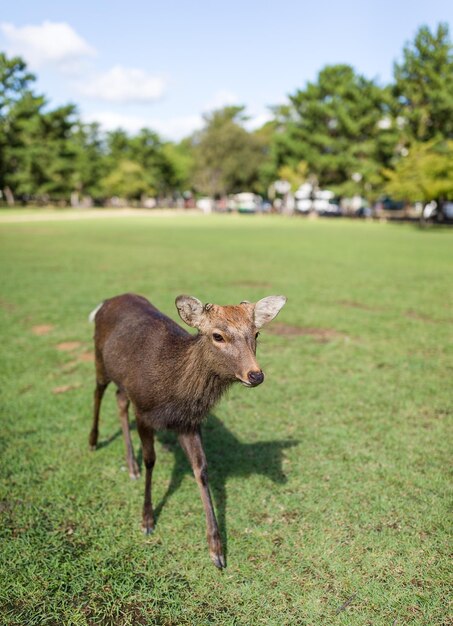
[355,206,372,217]
[319,200,342,216]
[423,201,453,222]
[377,196,405,211]
[295,184,340,215]
[233,193,262,214]
[442,201,453,220]
[196,197,215,214]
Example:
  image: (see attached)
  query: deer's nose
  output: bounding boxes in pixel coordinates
[247,370,264,386]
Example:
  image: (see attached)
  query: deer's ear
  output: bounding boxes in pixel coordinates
[175,295,204,328]
[254,295,287,328]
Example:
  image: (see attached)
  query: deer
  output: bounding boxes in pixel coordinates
[88,292,287,568]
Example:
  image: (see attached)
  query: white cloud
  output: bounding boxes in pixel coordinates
[204,89,240,111]
[154,114,203,139]
[85,107,270,140]
[0,21,96,71]
[85,111,203,140]
[78,66,166,104]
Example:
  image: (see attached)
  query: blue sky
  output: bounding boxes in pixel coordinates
[1,1,452,140]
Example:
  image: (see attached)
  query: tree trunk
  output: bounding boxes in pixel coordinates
[70,191,80,207]
[4,186,15,206]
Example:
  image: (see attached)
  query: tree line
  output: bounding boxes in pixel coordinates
[0,23,452,207]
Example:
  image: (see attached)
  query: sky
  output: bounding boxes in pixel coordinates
[1,1,452,141]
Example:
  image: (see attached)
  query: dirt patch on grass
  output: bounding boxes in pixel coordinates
[19,385,33,394]
[59,352,94,373]
[60,361,79,373]
[405,309,435,323]
[0,298,17,312]
[0,299,16,312]
[56,341,82,351]
[52,383,81,394]
[32,324,54,335]
[267,322,346,342]
[337,299,381,311]
[405,309,453,323]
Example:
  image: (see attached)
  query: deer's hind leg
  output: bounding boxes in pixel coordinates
[116,388,140,479]
[89,353,110,450]
[89,382,109,450]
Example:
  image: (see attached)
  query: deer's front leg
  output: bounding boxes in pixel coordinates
[136,417,156,534]
[178,428,225,569]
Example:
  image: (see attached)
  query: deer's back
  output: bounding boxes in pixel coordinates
[94,293,190,395]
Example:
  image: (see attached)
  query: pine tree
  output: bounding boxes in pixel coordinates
[394,23,453,142]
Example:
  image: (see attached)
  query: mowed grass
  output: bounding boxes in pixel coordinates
[0,215,451,625]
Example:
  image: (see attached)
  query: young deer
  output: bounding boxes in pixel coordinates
[88,292,286,568]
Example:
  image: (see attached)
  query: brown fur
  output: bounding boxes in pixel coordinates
[88,292,286,568]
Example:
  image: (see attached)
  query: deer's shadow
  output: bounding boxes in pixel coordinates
[152,415,298,558]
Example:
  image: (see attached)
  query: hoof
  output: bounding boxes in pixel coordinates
[129,461,140,480]
[210,552,226,569]
[142,524,154,535]
[89,444,97,452]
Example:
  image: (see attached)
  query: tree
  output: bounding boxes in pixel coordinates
[277,161,309,192]
[270,65,398,198]
[129,129,176,196]
[0,53,80,204]
[69,122,106,202]
[103,128,179,199]
[0,52,35,116]
[101,160,150,200]
[0,53,41,203]
[394,23,453,142]
[162,138,194,192]
[191,106,268,196]
[384,140,453,204]
[34,104,79,200]
[1,92,45,203]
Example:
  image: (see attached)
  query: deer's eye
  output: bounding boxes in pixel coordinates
[213,333,224,343]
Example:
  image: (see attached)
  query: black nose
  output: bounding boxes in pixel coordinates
[248,370,264,386]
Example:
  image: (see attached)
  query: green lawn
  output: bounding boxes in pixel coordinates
[0,215,451,625]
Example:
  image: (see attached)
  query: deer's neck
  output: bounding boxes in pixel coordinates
[169,335,231,424]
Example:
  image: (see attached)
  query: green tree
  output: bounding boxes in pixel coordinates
[69,122,107,202]
[1,92,45,202]
[0,53,42,203]
[103,128,179,199]
[277,161,309,192]
[162,138,194,191]
[0,52,80,204]
[129,129,176,196]
[394,23,453,142]
[384,140,453,204]
[105,129,132,165]
[35,104,78,200]
[101,159,150,200]
[271,65,398,198]
[0,52,34,107]
[191,106,268,196]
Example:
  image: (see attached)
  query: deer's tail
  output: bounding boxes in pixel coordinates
[88,302,104,323]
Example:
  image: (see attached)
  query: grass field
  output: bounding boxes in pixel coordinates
[0,215,452,625]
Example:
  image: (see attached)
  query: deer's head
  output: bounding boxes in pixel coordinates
[176,295,287,386]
